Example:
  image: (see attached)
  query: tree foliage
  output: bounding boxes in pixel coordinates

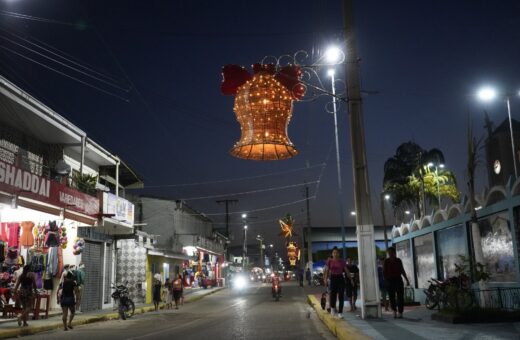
[383,141,460,219]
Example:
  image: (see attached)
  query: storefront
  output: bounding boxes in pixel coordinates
[145,246,191,304]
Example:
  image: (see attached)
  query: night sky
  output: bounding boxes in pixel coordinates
[1,0,520,252]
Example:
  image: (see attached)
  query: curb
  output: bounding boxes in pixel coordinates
[307,295,371,340]
[0,287,225,339]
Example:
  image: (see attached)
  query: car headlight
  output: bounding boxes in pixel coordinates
[235,276,246,289]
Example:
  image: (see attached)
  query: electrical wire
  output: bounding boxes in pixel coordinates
[177,180,319,201]
[0,45,130,102]
[133,163,325,188]
[0,32,131,92]
[0,10,76,26]
[0,25,128,87]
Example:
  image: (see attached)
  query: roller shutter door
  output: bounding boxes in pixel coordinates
[81,242,103,312]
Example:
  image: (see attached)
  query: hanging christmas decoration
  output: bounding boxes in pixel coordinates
[221,63,305,160]
[287,241,300,266]
[278,213,296,239]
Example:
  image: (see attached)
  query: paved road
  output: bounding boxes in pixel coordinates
[23,281,334,340]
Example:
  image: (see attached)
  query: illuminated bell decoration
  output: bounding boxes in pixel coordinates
[221,64,305,161]
[287,241,300,266]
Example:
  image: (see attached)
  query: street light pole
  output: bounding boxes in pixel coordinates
[343,0,381,318]
[329,69,347,259]
[243,225,248,269]
[506,96,518,179]
[257,235,264,268]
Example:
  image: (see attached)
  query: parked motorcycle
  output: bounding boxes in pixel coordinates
[111,282,135,320]
[312,273,324,286]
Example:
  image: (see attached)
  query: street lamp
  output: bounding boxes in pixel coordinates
[243,224,248,269]
[328,67,347,259]
[427,162,445,208]
[324,46,343,64]
[256,234,264,268]
[477,86,518,179]
[380,193,391,250]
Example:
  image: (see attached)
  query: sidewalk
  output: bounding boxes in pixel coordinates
[308,292,520,340]
[0,286,224,339]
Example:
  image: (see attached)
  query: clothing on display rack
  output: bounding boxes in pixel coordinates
[47,246,58,276]
[20,221,35,247]
[7,223,20,248]
[0,242,5,263]
[45,221,60,247]
[0,223,8,242]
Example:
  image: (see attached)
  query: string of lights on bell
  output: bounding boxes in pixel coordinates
[231,73,297,160]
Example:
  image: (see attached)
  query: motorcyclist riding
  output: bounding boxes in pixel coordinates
[271,272,282,300]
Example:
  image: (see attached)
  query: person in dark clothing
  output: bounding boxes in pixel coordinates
[377,258,389,311]
[59,272,78,331]
[305,268,311,286]
[14,265,36,327]
[323,247,352,319]
[383,247,410,318]
[346,258,359,312]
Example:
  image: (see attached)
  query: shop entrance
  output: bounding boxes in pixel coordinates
[81,241,103,312]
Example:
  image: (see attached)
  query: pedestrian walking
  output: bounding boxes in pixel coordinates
[152,273,162,311]
[164,278,173,309]
[298,267,304,287]
[346,258,359,312]
[377,258,389,311]
[13,265,36,327]
[383,247,410,319]
[305,268,311,286]
[59,272,78,331]
[173,274,183,309]
[323,247,352,319]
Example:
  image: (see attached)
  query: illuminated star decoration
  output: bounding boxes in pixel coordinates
[278,214,296,239]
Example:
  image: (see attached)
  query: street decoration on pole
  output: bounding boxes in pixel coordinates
[277,214,300,267]
[221,63,305,160]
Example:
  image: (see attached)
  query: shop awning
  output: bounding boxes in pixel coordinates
[148,250,192,261]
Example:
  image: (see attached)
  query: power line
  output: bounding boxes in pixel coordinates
[0,32,130,92]
[0,10,76,26]
[0,45,130,102]
[178,181,319,201]
[131,163,325,189]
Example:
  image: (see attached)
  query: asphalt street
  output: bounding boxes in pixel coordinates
[21,281,334,340]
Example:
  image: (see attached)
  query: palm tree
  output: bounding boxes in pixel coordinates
[383,142,459,220]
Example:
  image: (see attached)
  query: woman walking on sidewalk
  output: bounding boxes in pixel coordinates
[323,247,352,319]
[383,247,410,319]
[152,273,162,311]
[164,278,173,309]
[59,272,78,330]
[13,265,36,327]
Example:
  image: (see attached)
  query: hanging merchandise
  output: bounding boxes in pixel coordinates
[72,238,85,255]
[45,221,60,247]
[59,225,68,249]
[221,63,305,160]
[0,223,8,242]
[7,222,20,248]
[0,241,4,263]
[4,247,18,265]
[33,223,46,249]
[47,246,58,276]
[20,221,35,247]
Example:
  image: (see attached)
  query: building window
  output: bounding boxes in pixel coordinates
[436,224,467,280]
[395,240,414,287]
[413,233,435,289]
[476,211,516,283]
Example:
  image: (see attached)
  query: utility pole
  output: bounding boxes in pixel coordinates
[343,0,381,318]
[216,199,238,237]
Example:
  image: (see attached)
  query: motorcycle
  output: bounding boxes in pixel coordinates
[232,274,247,294]
[111,282,135,320]
[312,273,324,286]
[271,277,281,301]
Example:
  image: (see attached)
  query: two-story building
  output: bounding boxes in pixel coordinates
[0,75,142,312]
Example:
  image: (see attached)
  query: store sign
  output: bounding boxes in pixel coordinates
[0,160,99,216]
[102,192,134,224]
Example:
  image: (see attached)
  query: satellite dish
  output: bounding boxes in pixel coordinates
[54,160,71,175]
